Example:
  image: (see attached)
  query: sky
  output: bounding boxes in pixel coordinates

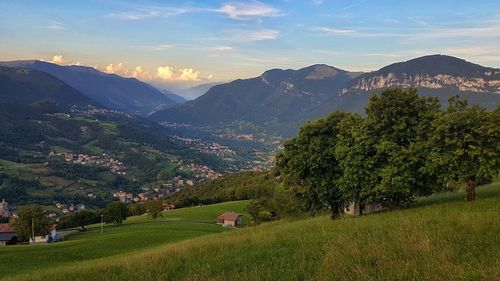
[1,0,500,90]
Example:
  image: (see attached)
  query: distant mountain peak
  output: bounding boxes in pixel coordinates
[301,64,340,80]
[0,60,177,115]
[341,54,500,95]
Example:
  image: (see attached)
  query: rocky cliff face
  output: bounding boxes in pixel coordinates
[341,55,500,95]
[341,72,500,94]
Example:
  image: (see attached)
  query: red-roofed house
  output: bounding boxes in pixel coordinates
[0,223,17,246]
[216,212,242,227]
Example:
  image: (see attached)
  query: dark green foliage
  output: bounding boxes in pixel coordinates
[166,172,275,208]
[58,210,99,230]
[10,204,51,241]
[146,200,164,221]
[363,88,442,208]
[103,202,128,225]
[48,160,108,181]
[0,173,39,204]
[335,113,377,214]
[427,97,500,201]
[246,189,303,223]
[128,203,147,216]
[277,112,353,218]
[278,88,499,218]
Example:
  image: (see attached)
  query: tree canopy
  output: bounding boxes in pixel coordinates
[10,204,50,241]
[103,201,128,225]
[277,88,499,219]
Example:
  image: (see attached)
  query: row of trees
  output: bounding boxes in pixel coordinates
[277,89,499,219]
[59,200,165,229]
[165,171,276,208]
[10,200,166,241]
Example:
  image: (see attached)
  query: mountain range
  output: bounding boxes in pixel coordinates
[178,82,224,100]
[151,55,500,136]
[0,66,99,110]
[0,60,177,116]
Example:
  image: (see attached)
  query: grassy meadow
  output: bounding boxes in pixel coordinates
[2,182,499,281]
[0,182,500,281]
[0,201,249,278]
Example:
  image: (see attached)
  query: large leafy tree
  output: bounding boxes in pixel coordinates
[277,111,351,219]
[363,88,442,208]
[10,204,50,241]
[429,97,499,201]
[335,113,377,215]
[104,202,128,225]
[146,200,164,221]
[73,210,97,230]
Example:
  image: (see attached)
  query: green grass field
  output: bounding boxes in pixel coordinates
[0,201,249,278]
[2,183,499,281]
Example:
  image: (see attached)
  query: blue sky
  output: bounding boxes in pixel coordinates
[1,0,500,88]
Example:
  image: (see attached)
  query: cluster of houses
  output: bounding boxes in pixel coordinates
[54,202,87,215]
[184,163,222,180]
[217,133,255,141]
[48,152,128,175]
[112,178,194,204]
[173,135,236,158]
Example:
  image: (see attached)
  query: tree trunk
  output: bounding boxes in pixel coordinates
[330,203,341,220]
[330,210,340,220]
[358,202,364,216]
[465,176,476,201]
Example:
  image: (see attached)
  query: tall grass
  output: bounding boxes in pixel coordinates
[4,184,499,281]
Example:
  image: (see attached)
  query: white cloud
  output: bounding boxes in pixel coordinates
[312,27,356,35]
[209,46,233,51]
[47,21,66,30]
[230,29,280,42]
[105,63,124,74]
[131,66,150,78]
[157,66,201,81]
[107,10,160,20]
[178,68,200,81]
[50,55,65,64]
[106,6,188,21]
[152,44,174,51]
[313,21,500,40]
[95,62,206,82]
[215,1,281,20]
[157,66,175,80]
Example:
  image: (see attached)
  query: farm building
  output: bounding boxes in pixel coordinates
[344,202,384,215]
[163,204,176,211]
[216,212,242,227]
[0,223,17,246]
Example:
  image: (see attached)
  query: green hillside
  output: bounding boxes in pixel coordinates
[0,201,249,277]
[0,104,226,207]
[2,182,499,281]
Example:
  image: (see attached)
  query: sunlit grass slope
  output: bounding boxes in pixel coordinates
[0,201,249,278]
[4,182,500,281]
